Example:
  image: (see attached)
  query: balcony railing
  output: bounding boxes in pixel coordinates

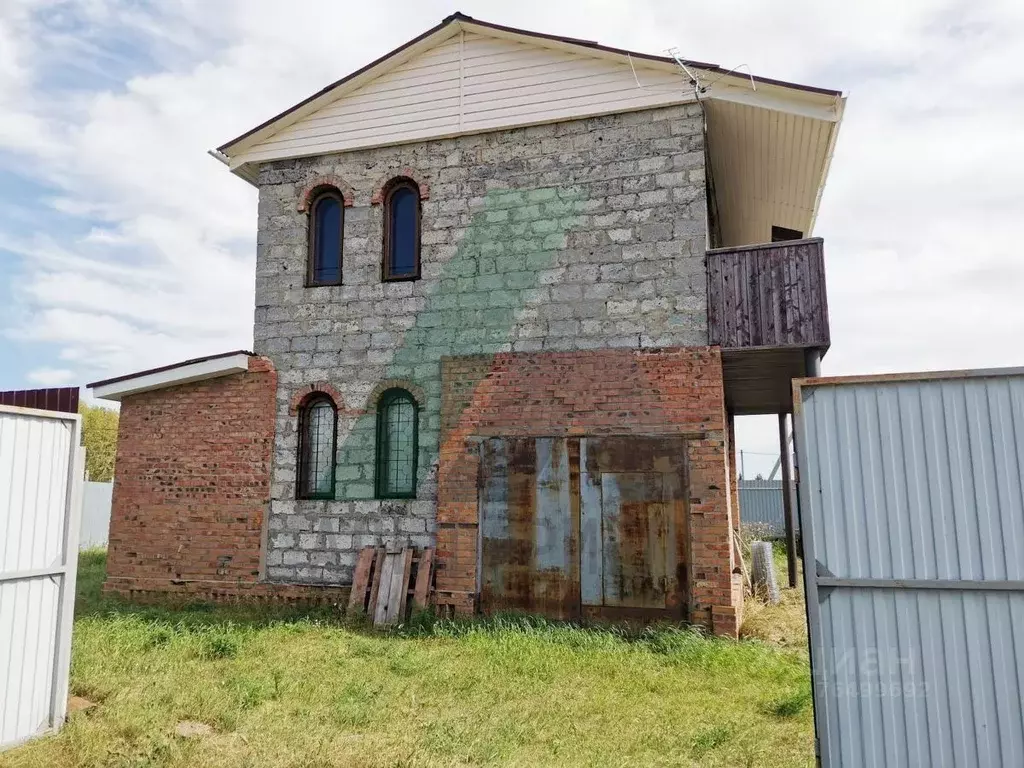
[707,237,829,351]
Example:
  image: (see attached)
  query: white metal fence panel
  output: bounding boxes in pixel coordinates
[795,370,1024,768]
[80,482,112,549]
[0,406,83,751]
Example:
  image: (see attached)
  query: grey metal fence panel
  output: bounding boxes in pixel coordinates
[738,479,798,537]
[795,369,1024,768]
[80,482,112,549]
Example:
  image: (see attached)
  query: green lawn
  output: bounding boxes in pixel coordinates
[3,549,813,768]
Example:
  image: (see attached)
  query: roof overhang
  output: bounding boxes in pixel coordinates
[88,351,252,402]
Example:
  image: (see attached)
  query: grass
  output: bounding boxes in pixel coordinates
[3,548,814,768]
[739,540,809,651]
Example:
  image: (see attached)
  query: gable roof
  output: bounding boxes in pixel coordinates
[215,13,842,168]
[214,13,845,244]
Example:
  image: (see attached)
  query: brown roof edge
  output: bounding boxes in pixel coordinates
[217,12,841,155]
[458,13,842,96]
[87,350,254,389]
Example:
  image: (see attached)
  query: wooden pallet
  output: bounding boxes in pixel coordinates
[347,545,434,626]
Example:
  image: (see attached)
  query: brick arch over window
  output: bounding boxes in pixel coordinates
[365,379,425,411]
[289,382,346,416]
[369,169,430,205]
[296,176,355,212]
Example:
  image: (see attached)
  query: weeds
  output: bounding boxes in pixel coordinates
[766,690,812,718]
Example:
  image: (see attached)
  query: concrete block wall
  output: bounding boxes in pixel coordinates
[254,103,709,584]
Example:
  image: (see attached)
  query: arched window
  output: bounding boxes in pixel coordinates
[375,388,418,498]
[382,179,420,281]
[297,394,337,499]
[307,189,344,286]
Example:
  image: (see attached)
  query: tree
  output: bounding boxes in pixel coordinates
[79,403,119,482]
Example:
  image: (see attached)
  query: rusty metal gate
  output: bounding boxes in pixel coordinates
[478,436,689,620]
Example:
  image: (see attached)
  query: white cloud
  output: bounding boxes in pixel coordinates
[26,367,76,386]
[0,0,1022,466]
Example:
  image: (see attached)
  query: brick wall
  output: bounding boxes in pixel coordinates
[435,347,741,636]
[103,356,347,605]
[252,103,709,581]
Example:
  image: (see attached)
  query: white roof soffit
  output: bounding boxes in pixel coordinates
[705,92,846,247]
[89,353,251,402]
[214,14,843,183]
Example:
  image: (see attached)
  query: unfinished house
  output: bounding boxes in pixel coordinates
[89,13,843,636]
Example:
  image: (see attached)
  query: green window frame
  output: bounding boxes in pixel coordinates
[375,388,418,499]
[296,394,337,500]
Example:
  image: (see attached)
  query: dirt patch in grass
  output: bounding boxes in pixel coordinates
[2,552,815,768]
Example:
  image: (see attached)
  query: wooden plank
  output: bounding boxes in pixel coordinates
[383,551,408,625]
[395,548,415,622]
[366,547,385,618]
[369,548,389,624]
[347,546,376,615]
[412,548,434,610]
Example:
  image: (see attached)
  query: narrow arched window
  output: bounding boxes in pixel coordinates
[307,189,343,286]
[297,394,336,499]
[375,388,418,498]
[382,179,420,281]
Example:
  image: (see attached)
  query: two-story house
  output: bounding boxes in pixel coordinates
[89,13,843,636]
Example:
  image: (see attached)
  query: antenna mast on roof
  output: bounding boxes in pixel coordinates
[666,47,704,94]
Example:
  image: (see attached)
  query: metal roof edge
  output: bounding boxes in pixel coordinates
[795,365,1024,392]
[86,350,255,390]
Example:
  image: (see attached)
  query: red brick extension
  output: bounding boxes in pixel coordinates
[435,347,742,636]
[104,348,741,633]
[103,356,347,605]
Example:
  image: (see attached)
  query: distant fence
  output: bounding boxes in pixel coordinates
[80,481,112,549]
[738,479,798,538]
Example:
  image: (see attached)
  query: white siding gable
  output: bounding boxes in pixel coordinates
[234,32,692,166]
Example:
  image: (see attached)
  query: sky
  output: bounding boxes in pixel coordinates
[1,0,1022,475]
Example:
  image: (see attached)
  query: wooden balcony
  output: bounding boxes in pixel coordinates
[707,237,829,350]
[706,238,830,414]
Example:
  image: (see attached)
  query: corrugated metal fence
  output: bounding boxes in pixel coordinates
[0,405,84,751]
[795,369,1024,768]
[738,478,798,537]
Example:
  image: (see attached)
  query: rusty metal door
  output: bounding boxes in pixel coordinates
[478,436,688,621]
[478,437,580,618]
[581,437,689,618]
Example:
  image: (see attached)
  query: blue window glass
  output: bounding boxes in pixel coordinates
[311,194,342,284]
[386,183,419,279]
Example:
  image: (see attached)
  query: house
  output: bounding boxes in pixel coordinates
[88,13,843,636]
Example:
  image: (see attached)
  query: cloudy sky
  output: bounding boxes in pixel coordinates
[1,0,1022,472]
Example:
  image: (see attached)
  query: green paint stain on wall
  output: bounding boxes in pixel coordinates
[336,185,589,499]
